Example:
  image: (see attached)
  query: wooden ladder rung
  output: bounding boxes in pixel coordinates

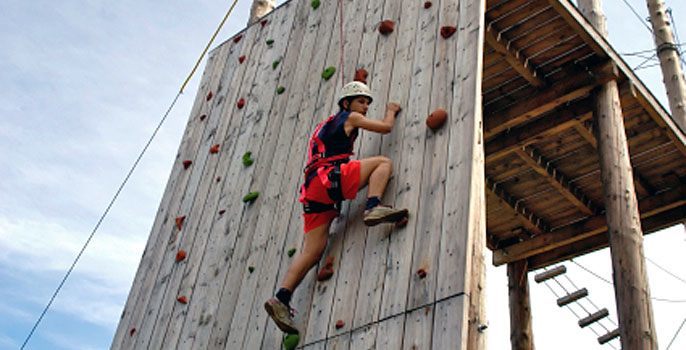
[578,308,609,328]
[557,288,588,307]
[534,265,567,283]
[597,328,620,344]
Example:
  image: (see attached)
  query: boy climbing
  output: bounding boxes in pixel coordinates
[264,81,408,334]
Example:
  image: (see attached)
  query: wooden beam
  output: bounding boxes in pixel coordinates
[486,99,594,163]
[515,146,597,215]
[486,178,549,236]
[493,186,686,265]
[527,204,686,270]
[485,23,545,88]
[483,62,617,140]
[508,260,534,350]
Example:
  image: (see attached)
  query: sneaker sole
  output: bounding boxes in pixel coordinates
[264,300,299,334]
[363,208,409,227]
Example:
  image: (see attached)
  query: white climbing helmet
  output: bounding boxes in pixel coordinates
[338,81,373,106]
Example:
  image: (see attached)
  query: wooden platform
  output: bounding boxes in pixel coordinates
[484,0,686,269]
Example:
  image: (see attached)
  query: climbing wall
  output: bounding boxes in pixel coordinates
[111,0,485,348]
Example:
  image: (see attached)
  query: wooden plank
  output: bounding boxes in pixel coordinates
[484,22,545,87]
[402,306,434,349]
[120,42,236,350]
[556,288,588,306]
[111,39,229,350]
[432,296,467,350]
[486,177,548,235]
[350,324,377,350]
[579,308,609,328]
[375,314,405,350]
[598,329,620,345]
[326,332,352,350]
[533,265,566,283]
[493,185,686,265]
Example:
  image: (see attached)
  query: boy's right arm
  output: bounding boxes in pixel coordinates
[349,103,401,134]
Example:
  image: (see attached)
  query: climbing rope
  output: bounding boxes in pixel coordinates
[20,1,241,348]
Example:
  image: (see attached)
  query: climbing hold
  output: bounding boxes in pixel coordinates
[321,66,336,81]
[440,26,457,39]
[233,34,242,43]
[239,55,246,64]
[424,1,432,9]
[177,295,188,304]
[175,216,186,230]
[417,268,428,279]
[182,160,192,169]
[395,216,409,228]
[272,58,281,70]
[216,176,221,183]
[175,250,187,262]
[210,144,221,154]
[276,86,286,95]
[354,68,368,84]
[243,191,260,203]
[242,151,254,166]
[311,0,321,10]
[317,256,335,281]
[206,91,213,101]
[287,248,297,257]
[248,266,255,273]
[283,333,300,350]
[199,114,207,121]
[266,39,274,46]
[237,98,246,109]
[426,108,448,130]
[378,20,395,35]
[260,19,269,27]
[335,320,345,329]
[218,209,226,215]
[129,328,136,337]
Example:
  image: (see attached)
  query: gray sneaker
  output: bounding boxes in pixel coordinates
[363,205,409,226]
[264,298,299,334]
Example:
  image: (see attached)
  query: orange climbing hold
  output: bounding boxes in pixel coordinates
[233,34,242,43]
[175,216,186,230]
[210,144,220,154]
[378,20,395,35]
[206,91,213,101]
[417,268,428,279]
[176,250,187,262]
[317,256,335,281]
[440,26,457,39]
[177,295,188,304]
[237,98,246,109]
[354,68,368,84]
[239,55,246,64]
[335,320,345,329]
[182,160,192,169]
[424,1,432,8]
[426,108,448,130]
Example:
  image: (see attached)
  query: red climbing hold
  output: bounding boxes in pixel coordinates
[417,268,428,279]
[335,320,345,329]
[210,144,220,154]
[219,209,226,215]
[426,108,448,130]
[424,1,432,9]
[237,98,246,109]
[175,216,186,230]
[233,34,242,43]
[261,19,268,27]
[182,160,192,169]
[317,256,335,281]
[239,55,246,64]
[199,114,207,121]
[354,68,368,84]
[176,250,187,262]
[177,295,188,304]
[206,91,213,101]
[378,20,395,35]
[440,26,457,39]
[129,328,136,337]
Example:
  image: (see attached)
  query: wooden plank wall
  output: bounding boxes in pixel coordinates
[111,0,485,348]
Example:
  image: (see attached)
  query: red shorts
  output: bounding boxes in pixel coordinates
[301,160,361,232]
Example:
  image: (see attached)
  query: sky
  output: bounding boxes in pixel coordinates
[0,0,684,349]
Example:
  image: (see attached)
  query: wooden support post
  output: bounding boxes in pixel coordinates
[646,0,686,133]
[507,260,534,350]
[249,0,276,25]
[578,1,658,348]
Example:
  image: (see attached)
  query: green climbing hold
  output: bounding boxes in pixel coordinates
[287,248,297,257]
[243,191,260,203]
[242,151,254,167]
[266,39,274,46]
[311,0,320,10]
[283,333,300,350]
[321,66,336,81]
[272,59,281,70]
[276,86,286,95]
[248,266,255,273]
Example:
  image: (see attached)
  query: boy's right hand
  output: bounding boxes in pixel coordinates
[387,102,402,115]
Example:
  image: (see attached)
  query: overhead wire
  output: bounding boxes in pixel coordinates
[19,0,241,348]
[667,316,686,350]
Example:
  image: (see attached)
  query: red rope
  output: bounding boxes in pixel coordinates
[338,0,345,87]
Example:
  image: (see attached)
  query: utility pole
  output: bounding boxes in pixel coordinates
[508,261,534,350]
[577,0,658,349]
[647,0,686,133]
[249,0,276,25]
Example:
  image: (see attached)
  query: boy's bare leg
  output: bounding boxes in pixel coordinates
[358,156,392,197]
[281,221,330,291]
